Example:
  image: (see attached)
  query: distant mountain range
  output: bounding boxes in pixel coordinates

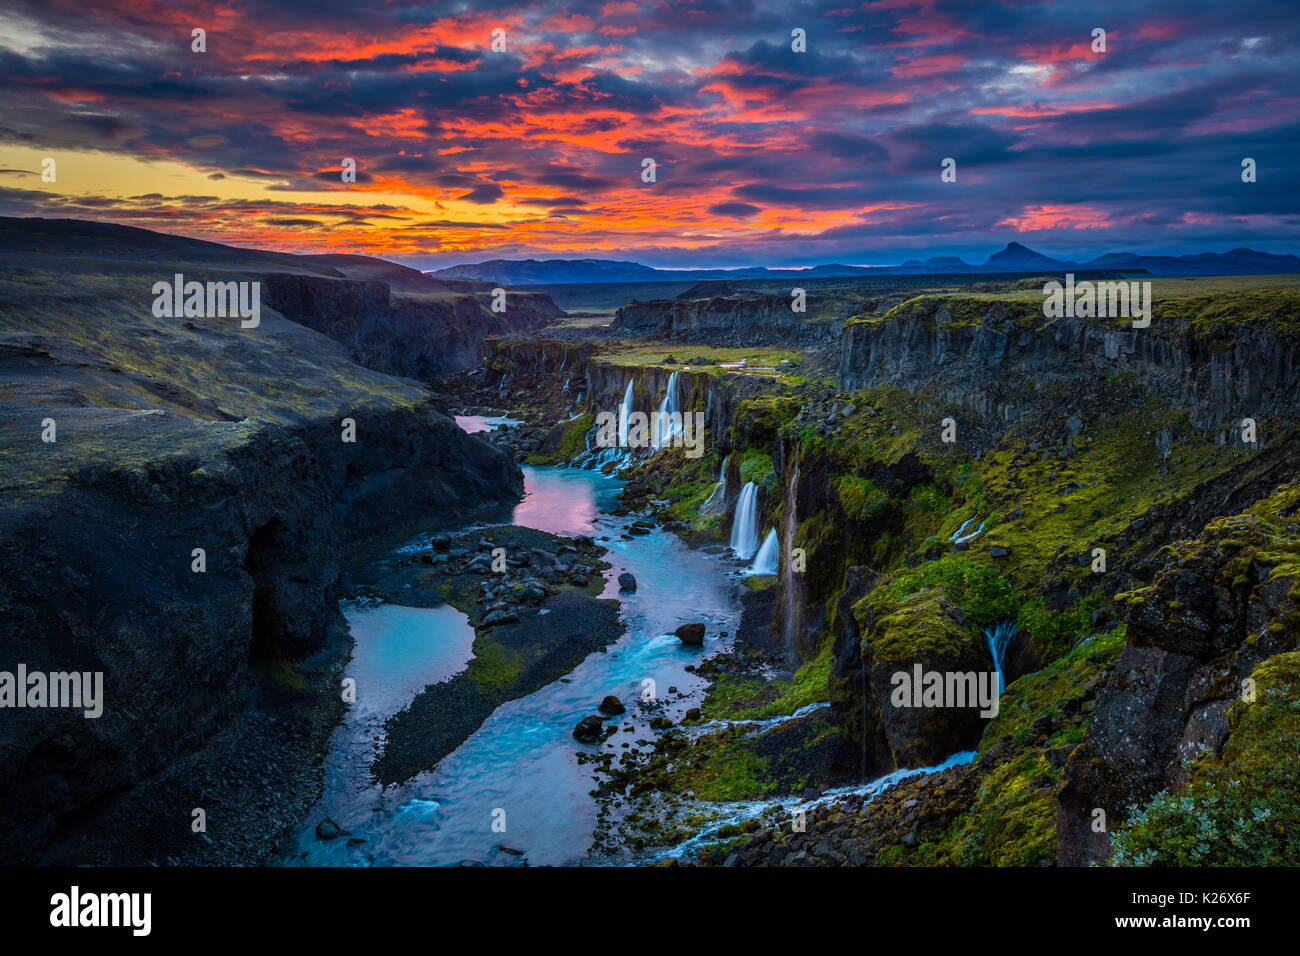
[429,242,1300,284]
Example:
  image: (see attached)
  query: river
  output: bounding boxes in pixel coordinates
[278,456,746,866]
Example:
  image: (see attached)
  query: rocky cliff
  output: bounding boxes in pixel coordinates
[839,293,1300,435]
[263,273,563,379]
[613,289,857,345]
[0,240,524,864]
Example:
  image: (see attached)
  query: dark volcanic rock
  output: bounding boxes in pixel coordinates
[599,695,626,715]
[618,572,637,592]
[0,223,529,866]
[315,818,348,840]
[675,623,706,646]
[573,715,606,743]
[1056,512,1299,866]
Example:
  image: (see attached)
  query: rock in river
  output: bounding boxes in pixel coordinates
[618,572,637,592]
[572,714,606,743]
[675,623,706,646]
[599,695,625,715]
[315,818,349,840]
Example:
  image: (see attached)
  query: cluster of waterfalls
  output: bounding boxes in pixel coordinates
[573,373,683,472]
[727,479,778,575]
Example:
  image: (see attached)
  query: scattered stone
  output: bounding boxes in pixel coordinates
[599,695,626,716]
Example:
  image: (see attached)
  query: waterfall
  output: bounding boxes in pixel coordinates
[730,481,759,559]
[652,371,681,448]
[617,380,634,448]
[950,516,985,545]
[983,620,1017,693]
[699,453,729,515]
[747,528,779,575]
[780,460,802,652]
[562,375,570,393]
[647,749,977,863]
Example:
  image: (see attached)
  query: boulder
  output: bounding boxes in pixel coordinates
[618,572,637,592]
[572,715,606,743]
[599,695,625,716]
[315,818,348,840]
[675,623,706,646]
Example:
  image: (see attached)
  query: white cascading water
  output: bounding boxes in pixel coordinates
[648,749,977,863]
[950,516,985,544]
[983,620,1017,693]
[617,380,634,448]
[652,371,681,448]
[747,527,779,575]
[699,453,729,514]
[730,481,759,559]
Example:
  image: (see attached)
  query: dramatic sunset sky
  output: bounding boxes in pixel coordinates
[1,0,1296,269]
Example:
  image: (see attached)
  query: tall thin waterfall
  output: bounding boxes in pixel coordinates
[617,380,634,448]
[780,460,803,651]
[983,620,1017,693]
[700,453,729,515]
[748,528,779,575]
[653,371,681,448]
[730,481,759,559]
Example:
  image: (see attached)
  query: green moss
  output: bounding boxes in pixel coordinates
[924,753,1059,865]
[466,638,523,689]
[524,412,593,465]
[658,732,774,801]
[732,394,800,450]
[856,586,981,669]
[836,474,890,523]
[737,448,777,495]
[871,552,1018,630]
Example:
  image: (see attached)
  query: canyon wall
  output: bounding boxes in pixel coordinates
[839,297,1300,434]
[0,249,524,864]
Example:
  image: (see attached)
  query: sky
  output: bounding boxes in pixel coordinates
[0,0,1297,270]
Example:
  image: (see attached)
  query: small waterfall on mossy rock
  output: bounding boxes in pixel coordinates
[747,528,779,575]
[730,481,759,559]
[983,619,1017,693]
[699,454,729,515]
[617,380,634,448]
[652,371,681,449]
[950,516,985,545]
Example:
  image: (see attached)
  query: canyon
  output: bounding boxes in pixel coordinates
[2,217,1297,868]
